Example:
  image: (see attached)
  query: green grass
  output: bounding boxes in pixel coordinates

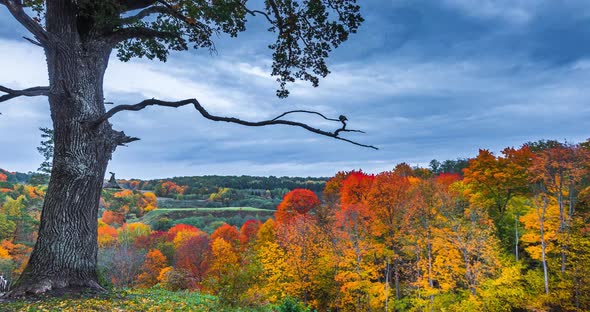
[3,288,271,312]
[156,207,275,212]
[128,207,276,227]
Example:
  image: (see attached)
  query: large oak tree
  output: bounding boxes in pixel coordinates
[0,0,373,296]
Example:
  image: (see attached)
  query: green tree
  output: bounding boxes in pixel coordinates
[0,0,371,296]
[0,213,16,241]
[36,127,54,175]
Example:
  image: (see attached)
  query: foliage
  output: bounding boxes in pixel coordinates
[4,288,221,311]
[36,127,54,175]
[275,189,320,225]
[275,296,311,312]
[101,189,158,220]
[2,139,590,310]
[136,249,168,288]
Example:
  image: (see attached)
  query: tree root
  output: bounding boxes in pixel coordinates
[2,278,105,299]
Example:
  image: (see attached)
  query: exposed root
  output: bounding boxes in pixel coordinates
[2,278,105,299]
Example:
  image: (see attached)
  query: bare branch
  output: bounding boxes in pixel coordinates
[0,85,49,103]
[272,110,365,136]
[23,36,42,47]
[271,110,340,122]
[0,0,48,44]
[238,3,276,25]
[92,98,378,150]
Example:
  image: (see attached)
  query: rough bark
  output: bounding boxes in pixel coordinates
[7,11,120,295]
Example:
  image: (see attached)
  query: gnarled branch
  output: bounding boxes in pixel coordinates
[153,0,214,36]
[111,129,140,148]
[0,0,49,45]
[267,0,285,29]
[92,98,378,150]
[238,3,276,25]
[109,0,209,45]
[0,85,49,103]
[271,110,364,136]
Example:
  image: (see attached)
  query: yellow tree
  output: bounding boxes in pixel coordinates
[207,237,246,306]
[463,147,533,259]
[254,237,291,304]
[406,177,440,302]
[251,218,291,304]
[138,192,157,214]
[528,143,590,274]
[441,179,501,297]
[520,191,559,295]
[333,202,385,312]
[118,222,152,246]
[565,216,590,310]
[366,171,411,305]
[277,215,335,309]
[436,195,501,297]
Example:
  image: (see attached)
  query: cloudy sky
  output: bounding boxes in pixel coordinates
[1,1,590,179]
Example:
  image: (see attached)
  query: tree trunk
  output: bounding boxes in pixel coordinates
[394,263,400,301]
[8,33,119,295]
[538,195,550,295]
[515,211,519,261]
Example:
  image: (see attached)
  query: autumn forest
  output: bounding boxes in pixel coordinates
[1,139,590,311]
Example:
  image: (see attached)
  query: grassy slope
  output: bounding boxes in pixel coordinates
[133,207,276,226]
[3,289,270,312]
[157,207,275,212]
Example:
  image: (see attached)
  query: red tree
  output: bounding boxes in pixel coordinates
[340,171,374,206]
[240,220,262,245]
[275,189,321,224]
[175,233,211,288]
[211,224,241,248]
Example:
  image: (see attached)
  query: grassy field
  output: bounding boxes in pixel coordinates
[156,207,275,212]
[2,288,272,312]
[130,207,276,229]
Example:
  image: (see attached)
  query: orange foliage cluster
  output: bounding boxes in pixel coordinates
[101,210,125,226]
[211,223,240,248]
[275,189,320,224]
[98,223,118,247]
[0,240,32,280]
[167,224,200,238]
[158,181,187,197]
[102,189,158,220]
